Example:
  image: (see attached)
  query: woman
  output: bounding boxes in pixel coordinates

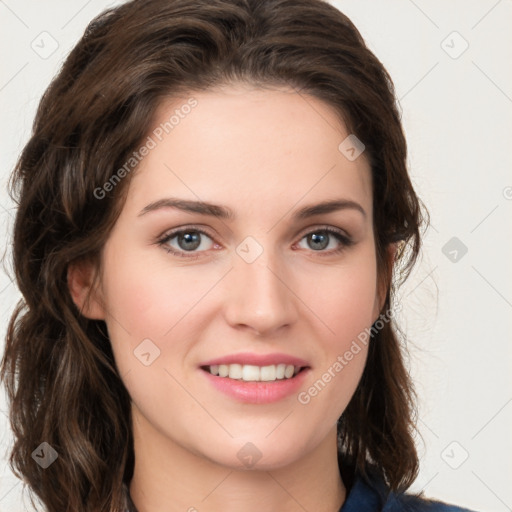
[1,0,478,511]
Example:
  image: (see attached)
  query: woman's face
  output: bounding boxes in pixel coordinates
[87,84,387,470]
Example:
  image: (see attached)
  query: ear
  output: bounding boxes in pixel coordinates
[374,242,400,319]
[67,258,106,320]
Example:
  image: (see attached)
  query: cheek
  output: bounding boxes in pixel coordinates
[101,246,208,338]
[99,246,226,394]
[296,250,379,344]
[294,248,377,404]
[99,250,206,408]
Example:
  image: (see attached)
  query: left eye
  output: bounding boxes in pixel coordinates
[296,229,351,252]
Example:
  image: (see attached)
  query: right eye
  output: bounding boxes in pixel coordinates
[157,227,218,258]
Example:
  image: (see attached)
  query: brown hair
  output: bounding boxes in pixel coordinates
[1,0,428,510]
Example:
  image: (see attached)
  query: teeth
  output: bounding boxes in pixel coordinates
[206,364,302,381]
[229,364,243,379]
[242,365,260,381]
[260,365,276,381]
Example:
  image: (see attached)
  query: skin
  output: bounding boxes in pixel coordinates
[69,84,395,512]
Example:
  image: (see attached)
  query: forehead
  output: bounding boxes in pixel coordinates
[127,85,372,219]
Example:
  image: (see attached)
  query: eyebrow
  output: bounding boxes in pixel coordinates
[138,197,366,220]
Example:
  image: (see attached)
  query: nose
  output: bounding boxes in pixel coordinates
[222,248,299,337]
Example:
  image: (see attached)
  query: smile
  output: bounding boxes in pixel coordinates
[202,363,306,382]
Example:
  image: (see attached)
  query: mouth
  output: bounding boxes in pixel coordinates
[200,363,309,382]
[198,353,312,403]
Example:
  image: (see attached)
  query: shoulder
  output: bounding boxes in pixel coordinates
[341,465,478,512]
[384,491,478,512]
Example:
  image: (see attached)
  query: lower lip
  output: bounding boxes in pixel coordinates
[200,368,311,404]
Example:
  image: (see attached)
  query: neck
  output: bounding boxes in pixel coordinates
[128,406,346,512]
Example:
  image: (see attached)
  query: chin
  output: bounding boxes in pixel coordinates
[198,436,309,472]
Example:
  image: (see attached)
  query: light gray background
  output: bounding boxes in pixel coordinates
[1,1,511,511]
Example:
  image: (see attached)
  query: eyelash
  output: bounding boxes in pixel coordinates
[156,225,354,260]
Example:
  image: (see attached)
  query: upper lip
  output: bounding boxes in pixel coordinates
[199,352,310,368]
